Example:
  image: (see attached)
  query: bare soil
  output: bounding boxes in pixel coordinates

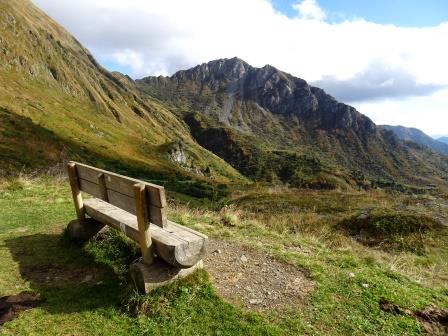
[379,297,448,335]
[0,291,44,325]
[204,239,314,311]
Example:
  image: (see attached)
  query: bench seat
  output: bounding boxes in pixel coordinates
[83,198,208,268]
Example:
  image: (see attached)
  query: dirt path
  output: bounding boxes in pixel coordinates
[204,239,314,311]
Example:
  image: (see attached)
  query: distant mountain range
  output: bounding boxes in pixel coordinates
[437,136,448,145]
[1,0,448,191]
[380,125,448,155]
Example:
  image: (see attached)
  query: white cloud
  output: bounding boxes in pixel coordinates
[293,0,326,21]
[353,89,448,135]
[31,0,448,134]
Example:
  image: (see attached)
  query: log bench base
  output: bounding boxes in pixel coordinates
[66,218,105,242]
[130,259,203,294]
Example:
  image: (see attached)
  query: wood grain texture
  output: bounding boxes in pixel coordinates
[97,173,109,202]
[67,162,85,224]
[134,183,154,265]
[83,198,207,268]
[74,162,166,207]
[74,162,167,227]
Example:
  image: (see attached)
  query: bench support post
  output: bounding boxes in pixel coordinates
[67,162,85,224]
[130,259,203,294]
[134,183,154,265]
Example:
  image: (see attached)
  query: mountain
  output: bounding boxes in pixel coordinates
[2,1,447,192]
[137,58,448,189]
[438,136,448,145]
[0,0,244,191]
[380,125,448,155]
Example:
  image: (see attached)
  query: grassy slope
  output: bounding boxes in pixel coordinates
[0,0,244,185]
[1,177,446,335]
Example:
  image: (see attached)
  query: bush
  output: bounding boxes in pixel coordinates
[340,209,444,253]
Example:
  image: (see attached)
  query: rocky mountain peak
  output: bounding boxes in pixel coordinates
[172,57,250,84]
[138,57,377,135]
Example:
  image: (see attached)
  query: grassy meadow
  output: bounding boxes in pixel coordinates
[0,174,447,335]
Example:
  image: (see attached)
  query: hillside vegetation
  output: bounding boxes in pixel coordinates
[0,0,244,190]
[1,1,448,335]
[0,175,447,335]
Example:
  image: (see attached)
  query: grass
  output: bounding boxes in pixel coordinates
[0,176,447,335]
[340,208,445,253]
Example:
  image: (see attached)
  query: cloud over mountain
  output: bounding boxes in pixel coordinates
[312,62,445,103]
[31,0,448,134]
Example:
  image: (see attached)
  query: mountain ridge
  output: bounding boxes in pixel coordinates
[137,57,448,189]
[380,125,448,155]
[438,136,448,145]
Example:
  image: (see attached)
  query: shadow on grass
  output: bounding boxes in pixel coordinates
[5,232,124,315]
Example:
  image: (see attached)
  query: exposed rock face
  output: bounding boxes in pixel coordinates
[168,141,187,165]
[141,57,376,136]
[136,58,448,187]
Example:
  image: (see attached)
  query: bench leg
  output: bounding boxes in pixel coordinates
[129,258,204,294]
[134,183,154,265]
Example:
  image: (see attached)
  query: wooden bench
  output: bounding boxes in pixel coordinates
[66,161,208,291]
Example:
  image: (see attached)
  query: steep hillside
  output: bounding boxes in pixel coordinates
[380,125,448,155]
[137,58,448,189]
[0,0,243,189]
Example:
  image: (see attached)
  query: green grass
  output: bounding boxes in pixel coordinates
[0,177,447,335]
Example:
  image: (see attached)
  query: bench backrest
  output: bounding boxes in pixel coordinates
[70,161,167,227]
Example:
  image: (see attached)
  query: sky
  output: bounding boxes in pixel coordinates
[32,0,448,136]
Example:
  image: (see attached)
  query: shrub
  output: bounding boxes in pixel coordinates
[340,209,444,253]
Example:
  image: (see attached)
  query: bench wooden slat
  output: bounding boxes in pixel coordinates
[79,176,167,227]
[83,198,207,268]
[108,189,136,215]
[79,178,102,199]
[75,162,166,208]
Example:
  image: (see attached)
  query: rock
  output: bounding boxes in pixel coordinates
[362,283,369,288]
[348,272,355,278]
[82,274,93,283]
[168,141,187,165]
[212,249,222,255]
[249,299,262,305]
[240,255,248,262]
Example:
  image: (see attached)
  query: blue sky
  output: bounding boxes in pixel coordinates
[272,0,448,26]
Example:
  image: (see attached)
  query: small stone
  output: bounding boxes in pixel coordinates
[82,274,93,283]
[348,272,355,278]
[240,255,248,262]
[213,249,222,255]
[249,299,262,305]
[362,283,369,288]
